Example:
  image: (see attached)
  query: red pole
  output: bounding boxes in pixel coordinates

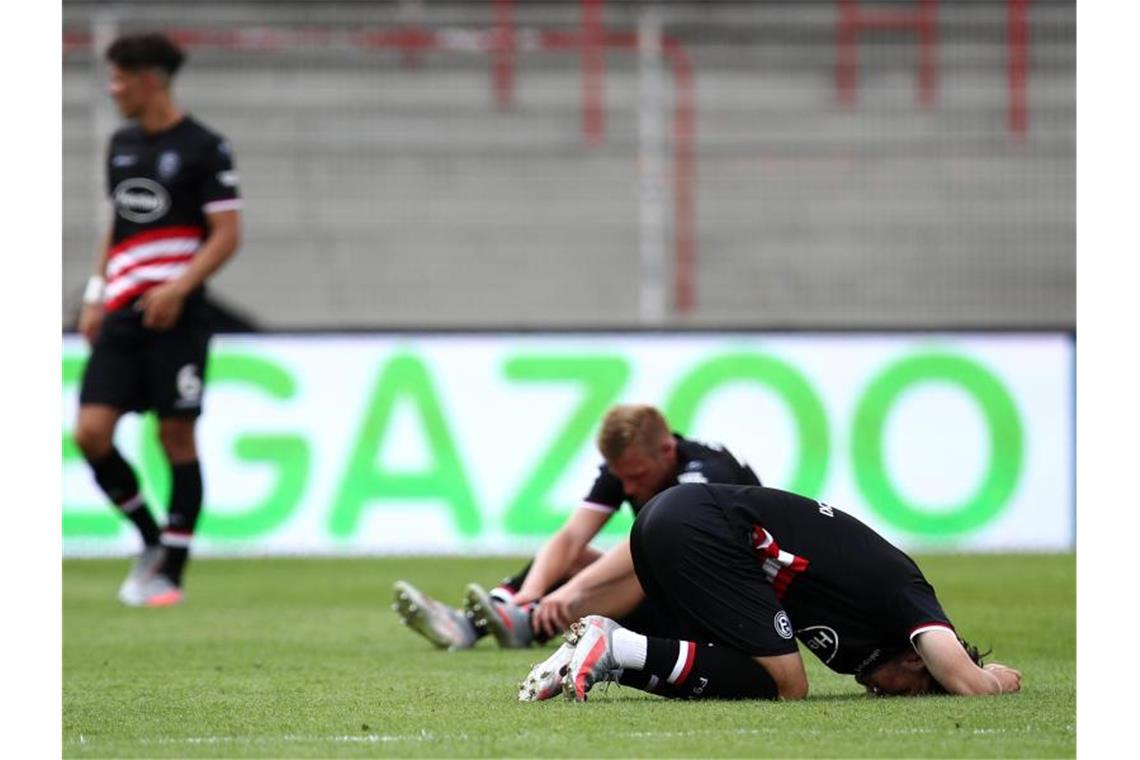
[582,0,605,146]
[492,0,516,110]
[665,42,696,315]
[836,0,858,106]
[1008,0,1030,138]
[917,0,939,107]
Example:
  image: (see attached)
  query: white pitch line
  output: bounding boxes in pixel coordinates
[621,724,1073,740]
[64,723,1073,747]
[65,732,450,746]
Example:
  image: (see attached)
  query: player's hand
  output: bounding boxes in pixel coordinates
[512,589,540,607]
[530,587,579,639]
[137,282,187,331]
[79,303,104,345]
[983,663,1022,694]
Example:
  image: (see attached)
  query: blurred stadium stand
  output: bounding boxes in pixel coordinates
[62,0,1074,330]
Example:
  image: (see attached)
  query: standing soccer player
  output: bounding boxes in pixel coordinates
[73,33,242,607]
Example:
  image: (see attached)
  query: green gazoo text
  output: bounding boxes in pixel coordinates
[62,349,1023,541]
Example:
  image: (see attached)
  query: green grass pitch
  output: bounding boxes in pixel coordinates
[63,553,1074,758]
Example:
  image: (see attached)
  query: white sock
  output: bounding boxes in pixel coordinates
[612,628,648,670]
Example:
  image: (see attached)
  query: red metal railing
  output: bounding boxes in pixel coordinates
[837,0,940,107]
[1007,0,1030,138]
[492,0,516,110]
[63,22,699,316]
[580,0,606,147]
[836,0,1031,137]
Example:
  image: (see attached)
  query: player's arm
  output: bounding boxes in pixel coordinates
[79,228,113,344]
[139,208,241,330]
[513,505,612,606]
[914,628,1022,695]
[531,538,641,637]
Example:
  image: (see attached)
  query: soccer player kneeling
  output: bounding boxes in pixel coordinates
[519,483,1021,701]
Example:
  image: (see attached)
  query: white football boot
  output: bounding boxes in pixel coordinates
[117,546,165,606]
[136,573,184,608]
[517,623,587,702]
[392,580,478,651]
[464,582,534,649]
[562,615,624,701]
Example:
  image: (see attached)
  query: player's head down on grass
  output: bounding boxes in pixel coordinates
[856,636,992,697]
[520,483,1023,703]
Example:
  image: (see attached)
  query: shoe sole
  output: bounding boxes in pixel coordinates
[392,581,467,650]
[518,641,576,702]
[143,590,184,608]
[464,583,529,649]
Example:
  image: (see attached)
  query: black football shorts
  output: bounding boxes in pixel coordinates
[630,484,800,658]
[79,299,211,418]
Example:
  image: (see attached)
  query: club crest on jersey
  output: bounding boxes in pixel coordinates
[112,178,170,223]
[774,611,794,639]
[157,151,182,181]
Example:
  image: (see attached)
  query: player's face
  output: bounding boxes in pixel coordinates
[108,65,157,118]
[609,439,677,504]
[861,660,936,697]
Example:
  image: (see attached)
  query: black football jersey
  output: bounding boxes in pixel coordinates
[713,485,955,679]
[583,434,761,516]
[102,115,241,311]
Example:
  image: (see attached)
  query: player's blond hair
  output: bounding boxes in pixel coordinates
[596,404,671,463]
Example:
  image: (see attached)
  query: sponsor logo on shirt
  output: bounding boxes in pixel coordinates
[854,647,886,678]
[798,625,840,664]
[112,178,170,223]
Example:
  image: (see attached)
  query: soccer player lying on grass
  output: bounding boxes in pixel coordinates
[392,404,761,650]
[518,483,1022,701]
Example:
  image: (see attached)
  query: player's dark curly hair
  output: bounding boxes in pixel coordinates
[926,637,991,695]
[105,33,186,78]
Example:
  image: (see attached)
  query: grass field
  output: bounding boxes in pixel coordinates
[63,554,1075,758]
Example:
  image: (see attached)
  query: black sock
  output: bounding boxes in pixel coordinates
[158,461,203,586]
[500,560,533,595]
[623,636,779,700]
[88,448,161,547]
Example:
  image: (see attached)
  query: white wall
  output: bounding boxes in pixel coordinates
[62,332,1074,556]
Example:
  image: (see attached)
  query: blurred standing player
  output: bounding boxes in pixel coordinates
[73,33,241,607]
[392,404,761,649]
